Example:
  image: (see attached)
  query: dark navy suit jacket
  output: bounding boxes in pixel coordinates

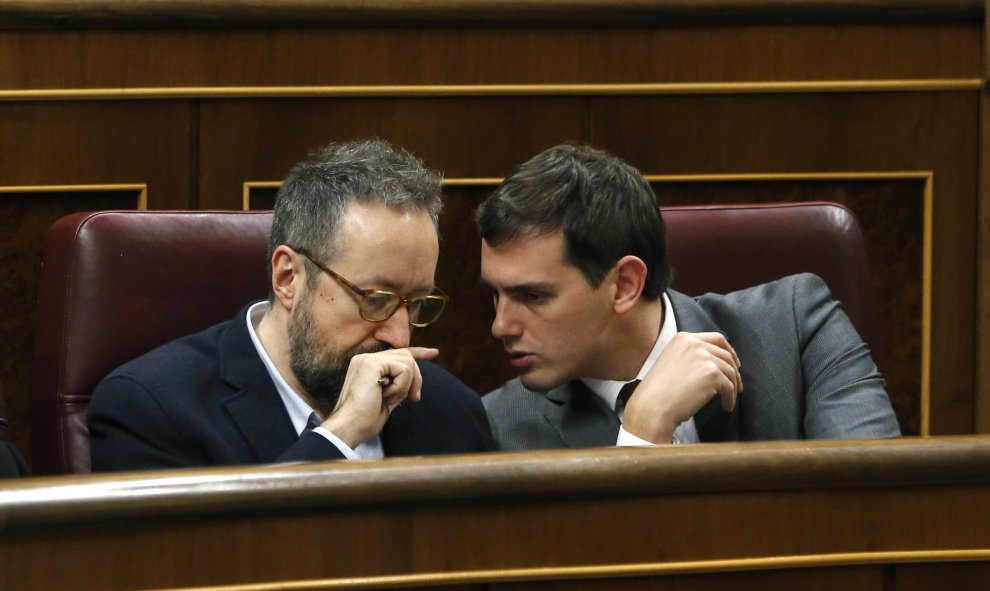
[89,305,494,471]
[0,441,28,478]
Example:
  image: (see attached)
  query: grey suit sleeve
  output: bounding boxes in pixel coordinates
[794,274,901,438]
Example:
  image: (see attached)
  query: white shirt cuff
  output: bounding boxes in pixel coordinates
[616,425,680,446]
[617,425,656,446]
[312,426,360,460]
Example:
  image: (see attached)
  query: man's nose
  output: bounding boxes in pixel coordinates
[374,305,412,349]
[490,298,519,340]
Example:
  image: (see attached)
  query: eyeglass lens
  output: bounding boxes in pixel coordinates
[361,292,445,325]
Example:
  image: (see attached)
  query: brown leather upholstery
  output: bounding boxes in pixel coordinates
[31,211,273,475]
[29,202,870,475]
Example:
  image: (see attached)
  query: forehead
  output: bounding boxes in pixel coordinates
[480,231,578,286]
[337,201,436,247]
[333,201,439,287]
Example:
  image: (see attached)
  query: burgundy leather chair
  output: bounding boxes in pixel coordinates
[662,201,872,342]
[31,211,273,475]
[30,202,870,475]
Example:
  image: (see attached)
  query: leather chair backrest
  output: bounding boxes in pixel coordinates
[31,211,273,474]
[662,201,871,342]
[30,202,870,474]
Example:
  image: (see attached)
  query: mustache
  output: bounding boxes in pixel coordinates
[300,341,394,412]
[347,341,391,358]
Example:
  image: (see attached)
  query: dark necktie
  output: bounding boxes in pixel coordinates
[302,411,322,436]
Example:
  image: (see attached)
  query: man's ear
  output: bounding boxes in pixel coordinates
[612,255,647,314]
[270,245,302,312]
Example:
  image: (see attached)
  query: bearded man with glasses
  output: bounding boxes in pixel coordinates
[88,140,493,471]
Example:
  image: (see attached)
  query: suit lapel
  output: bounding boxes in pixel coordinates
[668,291,740,442]
[218,305,298,462]
[543,381,620,448]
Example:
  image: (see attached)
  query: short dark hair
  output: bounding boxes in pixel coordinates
[268,139,443,296]
[475,143,671,299]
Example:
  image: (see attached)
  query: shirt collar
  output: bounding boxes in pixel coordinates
[246,301,320,436]
[581,293,677,411]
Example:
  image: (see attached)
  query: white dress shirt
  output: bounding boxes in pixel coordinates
[246,302,384,460]
[581,293,700,446]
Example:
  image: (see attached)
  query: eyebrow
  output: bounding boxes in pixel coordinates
[483,280,556,295]
[363,276,436,295]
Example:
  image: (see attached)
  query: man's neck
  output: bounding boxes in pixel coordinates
[256,307,323,412]
[598,298,665,382]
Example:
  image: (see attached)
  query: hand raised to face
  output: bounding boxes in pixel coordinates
[321,347,440,448]
[622,332,742,444]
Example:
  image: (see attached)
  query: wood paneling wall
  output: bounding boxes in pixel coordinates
[0,1,986,462]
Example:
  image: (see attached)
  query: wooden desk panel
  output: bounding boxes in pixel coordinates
[1,437,989,590]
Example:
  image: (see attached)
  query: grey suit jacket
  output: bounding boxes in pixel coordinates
[483,273,901,450]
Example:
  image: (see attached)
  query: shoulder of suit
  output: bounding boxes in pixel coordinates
[482,378,519,409]
[417,360,481,402]
[482,378,570,411]
[102,318,231,385]
[693,272,829,302]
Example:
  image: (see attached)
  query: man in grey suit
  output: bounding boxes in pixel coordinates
[477,143,900,449]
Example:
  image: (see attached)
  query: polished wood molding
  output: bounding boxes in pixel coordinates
[243,178,505,209]
[0,80,981,103]
[0,0,981,28]
[2,436,988,532]
[0,183,148,209]
[978,0,990,432]
[4,437,989,590]
[142,549,990,591]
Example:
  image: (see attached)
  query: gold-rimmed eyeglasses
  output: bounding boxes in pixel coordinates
[290,246,449,327]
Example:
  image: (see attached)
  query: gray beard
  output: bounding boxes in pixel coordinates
[287,296,388,412]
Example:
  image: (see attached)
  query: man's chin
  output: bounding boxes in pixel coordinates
[294,342,391,410]
[518,369,567,393]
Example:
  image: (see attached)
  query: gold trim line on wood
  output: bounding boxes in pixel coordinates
[0,80,982,102]
[157,548,990,591]
[242,182,276,210]
[249,172,935,196]
[242,179,505,209]
[642,171,936,182]
[0,183,148,210]
[921,174,933,437]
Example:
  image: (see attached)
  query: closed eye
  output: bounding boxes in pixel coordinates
[511,289,553,305]
[489,282,556,307]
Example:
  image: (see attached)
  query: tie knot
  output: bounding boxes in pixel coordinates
[302,411,322,435]
[618,379,641,406]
